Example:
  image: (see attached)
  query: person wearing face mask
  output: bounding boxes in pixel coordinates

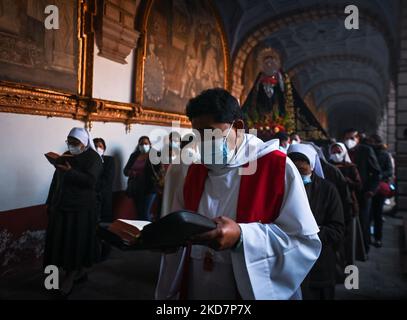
[180,133,200,165]
[148,132,183,221]
[290,132,301,145]
[288,144,345,300]
[368,134,394,248]
[160,133,200,218]
[302,141,356,279]
[124,136,162,221]
[44,127,103,297]
[342,129,381,254]
[161,132,182,166]
[274,131,291,154]
[329,142,363,265]
[329,143,363,216]
[93,138,115,223]
[155,89,321,300]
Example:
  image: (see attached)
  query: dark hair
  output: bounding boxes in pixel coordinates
[93,138,106,150]
[138,136,151,144]
[343,128,358,137]
[370,134,383,145]
[186,88,242,124]
[274,131,289,142]
[288,152,310,165]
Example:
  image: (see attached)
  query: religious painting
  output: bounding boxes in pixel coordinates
[0,0,79,93]
[141,0,227,114]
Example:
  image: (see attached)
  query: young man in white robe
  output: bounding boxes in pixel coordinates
[155,88,321,300]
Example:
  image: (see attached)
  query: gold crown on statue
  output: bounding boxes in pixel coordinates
[257,47,282,70]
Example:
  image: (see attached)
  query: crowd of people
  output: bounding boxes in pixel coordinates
[281,129,395,299]
[42,88,396,300]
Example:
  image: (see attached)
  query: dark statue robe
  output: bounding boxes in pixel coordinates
[242,73,286,120]
[44,148,103,272]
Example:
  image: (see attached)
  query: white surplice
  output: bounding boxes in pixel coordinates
[155,134,321,300]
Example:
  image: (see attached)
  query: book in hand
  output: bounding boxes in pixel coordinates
[45,152,74,166]
[98,210,217,251]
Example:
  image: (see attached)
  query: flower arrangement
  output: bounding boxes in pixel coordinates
[246,110,295,141]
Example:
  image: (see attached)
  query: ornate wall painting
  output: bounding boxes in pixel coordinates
[0,0,79,93]
[0,0,225,128]
[139,0,230,114]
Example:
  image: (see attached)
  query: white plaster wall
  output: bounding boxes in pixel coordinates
[0,113,189,212]
[0,40,192,212]
[92,42,135,103]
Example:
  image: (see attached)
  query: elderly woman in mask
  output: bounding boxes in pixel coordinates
[328,142,363,264]
[44,127,103,297]
[160,133,200,217]
[329,143,363,216]
[288,144,344,300]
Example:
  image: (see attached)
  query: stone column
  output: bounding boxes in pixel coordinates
[396,2,407,218]
[387,83,396,153]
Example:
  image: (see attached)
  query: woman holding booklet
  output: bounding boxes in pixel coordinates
[44,127,103,297]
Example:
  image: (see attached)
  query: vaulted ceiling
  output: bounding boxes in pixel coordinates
[214,0,400,137]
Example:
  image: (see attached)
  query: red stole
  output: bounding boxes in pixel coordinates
[179,150,286,299]
[183,150,287,223]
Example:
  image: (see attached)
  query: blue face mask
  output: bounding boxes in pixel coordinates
[301,174,312,185]
[199,122,235,166]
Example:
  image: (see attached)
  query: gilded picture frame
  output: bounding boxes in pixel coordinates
[0,0,96,120]
[0,0,231,129]
[134,0,231,123]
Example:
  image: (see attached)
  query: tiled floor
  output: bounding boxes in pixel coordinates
[0,249,162,300]
[1,217,406,300]
[335,215,407,300]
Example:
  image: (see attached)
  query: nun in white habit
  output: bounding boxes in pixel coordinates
[44,127,103,296]
[287,144,345,300]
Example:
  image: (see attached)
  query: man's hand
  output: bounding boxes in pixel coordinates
[190,216,241,251]
[56,161,72,172]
